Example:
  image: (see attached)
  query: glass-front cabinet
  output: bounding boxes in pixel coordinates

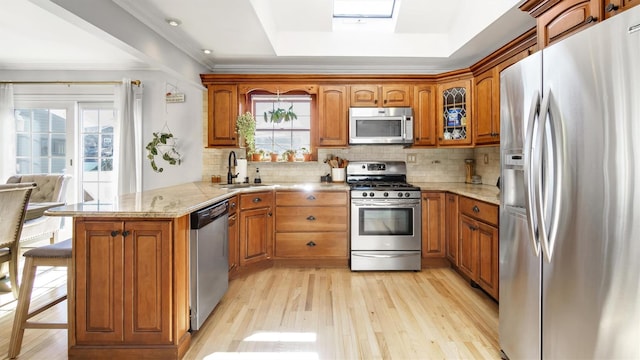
[437,79,473,146]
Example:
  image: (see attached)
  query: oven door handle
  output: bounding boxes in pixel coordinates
[351,200,420,207]
[352,253,418,259]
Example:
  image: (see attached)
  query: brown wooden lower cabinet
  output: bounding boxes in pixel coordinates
[228,195,239,273]
[72,216,190,359]
[445,193,459,266]
[421,192,446,258]
[239,191,273,266]
[457,196,499,300]
[273,190,348,260]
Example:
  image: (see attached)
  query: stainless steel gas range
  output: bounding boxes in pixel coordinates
[347,161,421,271]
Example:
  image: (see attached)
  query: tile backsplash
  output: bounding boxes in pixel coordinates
[202,145,500,185]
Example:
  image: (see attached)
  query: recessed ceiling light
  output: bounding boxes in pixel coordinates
[166,18,181,27]
[202,49,212,55]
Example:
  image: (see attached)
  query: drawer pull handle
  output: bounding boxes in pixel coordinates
[306,215,316,221]
[306,195,316,201]
[252,197,262,203]
[472,205,480,213]
[230,202,236,208]
[306,241,316,247]
[111,230,120,237]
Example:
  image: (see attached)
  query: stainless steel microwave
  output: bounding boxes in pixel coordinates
[349,107,414,145]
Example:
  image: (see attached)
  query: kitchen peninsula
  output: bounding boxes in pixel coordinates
[47,181,498,359]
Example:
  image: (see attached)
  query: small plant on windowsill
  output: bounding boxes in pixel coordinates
[300,147,312,162]
[146,132,182,173]
[282,149,296,162]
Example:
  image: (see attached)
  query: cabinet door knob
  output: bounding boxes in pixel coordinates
[230,202,236,208]
[585,15,598,24]
[252,197,262,203]
[111,230,120,237]
[306,241,316,247]
[268,212,273,217]
[605,3,619,12]
[473,205,480,213]
[122,230,130,237]
[306,215,316,221]
[306,195,316,201]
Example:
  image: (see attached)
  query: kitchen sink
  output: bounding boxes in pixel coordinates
[219,183,268,189]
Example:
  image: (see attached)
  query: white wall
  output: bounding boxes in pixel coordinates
[1,69,204,191]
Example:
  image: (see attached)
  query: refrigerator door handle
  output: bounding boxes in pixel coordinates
[536,89,556,263]
[524,91,541,257]
[542,91,565,263]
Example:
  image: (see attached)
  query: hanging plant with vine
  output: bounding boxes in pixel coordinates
[146,131,182,173]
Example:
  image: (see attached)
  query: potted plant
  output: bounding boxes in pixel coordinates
[300,147,312,162]
[269,151,279,162]
[236,112,256,152]
[145,132,182,173]
[282,149,296,162]
[263,104,297,124]
[250,149,264,162]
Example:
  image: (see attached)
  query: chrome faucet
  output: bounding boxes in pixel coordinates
[227,151,238,184]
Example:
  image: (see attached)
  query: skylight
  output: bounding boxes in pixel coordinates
[333,0,396,18]
[332,0,399,33]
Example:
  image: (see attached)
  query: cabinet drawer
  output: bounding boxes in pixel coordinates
[276,191,347,206]
[275,206,348,232]
[275,232,348,258]
[240,191,273,210]
[459,196,498,226]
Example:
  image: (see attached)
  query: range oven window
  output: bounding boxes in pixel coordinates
[358,208,413,235]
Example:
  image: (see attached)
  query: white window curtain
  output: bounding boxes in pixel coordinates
[0,84,16,181]
[114,79,143,195]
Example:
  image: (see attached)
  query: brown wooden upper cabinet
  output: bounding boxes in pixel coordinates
[521,0,601,48]
[207,84,238,147]
[473,69,499,145]
[474,48,529,146]
[437,79,473,146]
[318,85,349,147]
[350,84,411,107]
[604,0,640,18]
[412,84,437,146]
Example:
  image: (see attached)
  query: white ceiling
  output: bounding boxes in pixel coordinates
[0,0,535,75]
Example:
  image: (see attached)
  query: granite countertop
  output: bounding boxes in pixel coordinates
[45,181,350,218]
[46,181,498,218]
[413,182,500,205]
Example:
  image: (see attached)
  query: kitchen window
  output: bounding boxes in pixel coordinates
[15,107,69,175]
[251,94,311,157]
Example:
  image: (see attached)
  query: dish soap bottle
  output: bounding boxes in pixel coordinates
[254,167,262,184]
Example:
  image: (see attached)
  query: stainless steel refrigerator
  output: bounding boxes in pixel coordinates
[499,6,640,359]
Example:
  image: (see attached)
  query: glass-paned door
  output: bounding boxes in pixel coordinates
[15,108,68,174]
[79,103,116,201]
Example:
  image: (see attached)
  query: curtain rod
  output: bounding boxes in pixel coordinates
[0,80,141,86]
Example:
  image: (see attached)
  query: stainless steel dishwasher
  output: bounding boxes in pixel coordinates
[189,200,228,331]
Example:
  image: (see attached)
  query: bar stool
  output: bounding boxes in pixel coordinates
[8,239,73,359]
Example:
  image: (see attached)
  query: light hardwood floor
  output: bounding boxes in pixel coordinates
[0,266,499,360]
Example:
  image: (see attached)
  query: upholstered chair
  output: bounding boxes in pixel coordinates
[0,183,36,298]
[6,174,70,246]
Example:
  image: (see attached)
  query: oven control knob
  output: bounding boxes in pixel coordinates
[362,192,368,197]
[405,192,411,198]
[383,192,389,197]
[398,192,403,197]
[369,192,375,197]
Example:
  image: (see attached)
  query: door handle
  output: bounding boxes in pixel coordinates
[524,91,541,258]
